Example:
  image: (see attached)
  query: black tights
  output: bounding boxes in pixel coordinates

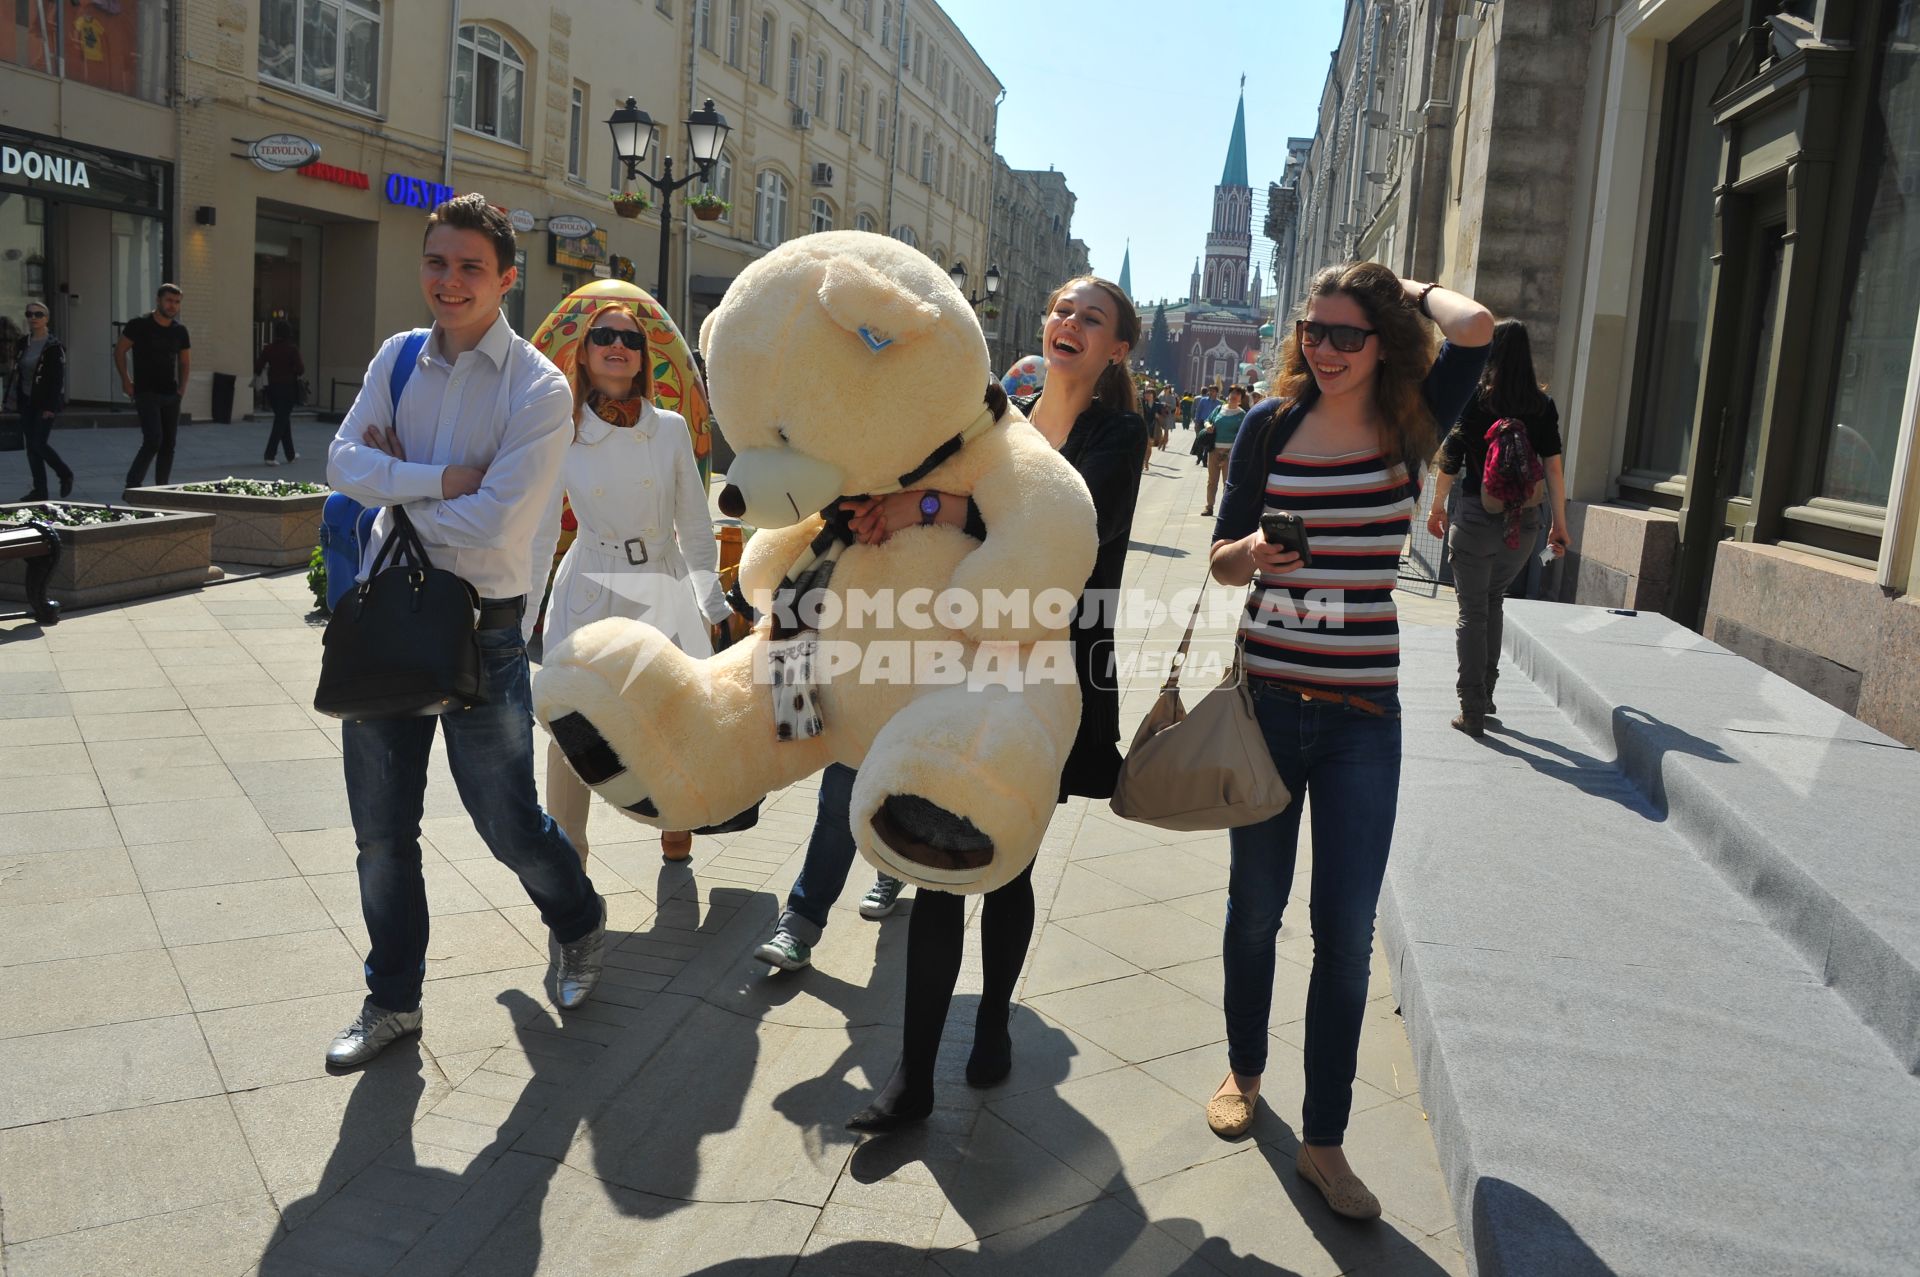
[897,861,1036,1095]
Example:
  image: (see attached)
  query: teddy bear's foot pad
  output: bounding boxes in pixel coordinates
[549,712,627,785]
[871,795,994,872]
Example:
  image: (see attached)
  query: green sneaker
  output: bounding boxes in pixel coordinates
[858,876,905,919]
[754,926,812,971]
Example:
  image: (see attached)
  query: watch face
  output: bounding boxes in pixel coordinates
[920,494,941,517]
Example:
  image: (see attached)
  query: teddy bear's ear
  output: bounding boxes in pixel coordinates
[816,254,941,351]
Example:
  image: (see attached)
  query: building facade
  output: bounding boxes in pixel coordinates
[1,0,999,423]
[985,160,1080,373]
[1270,0,1920,747]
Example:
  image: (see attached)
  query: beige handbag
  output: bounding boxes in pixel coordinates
[1109,573,1292,831]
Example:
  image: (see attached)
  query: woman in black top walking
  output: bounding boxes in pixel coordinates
[6,301,74,500]
[1425,319,1569,736]
[846,275,1149,1130]
[256,320,305,466]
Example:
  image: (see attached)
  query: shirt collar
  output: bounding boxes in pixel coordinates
[574,398,655,445]
[428,311,514,369]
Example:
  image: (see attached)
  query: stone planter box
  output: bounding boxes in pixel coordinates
[0,502,216,609]
[123,483,329,568]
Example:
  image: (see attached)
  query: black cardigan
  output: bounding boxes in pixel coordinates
[1015,393,1150,800]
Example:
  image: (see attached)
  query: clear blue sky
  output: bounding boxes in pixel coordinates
[938,0,1348,305]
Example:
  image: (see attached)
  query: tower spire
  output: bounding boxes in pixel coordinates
[1221,83,1249,188]
[1118,240,1132,298]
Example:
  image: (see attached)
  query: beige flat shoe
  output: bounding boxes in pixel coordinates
[1295,1145,1381,1220]
[1206,1077,1257,1138]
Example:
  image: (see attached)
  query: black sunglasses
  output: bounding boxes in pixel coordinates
[587,327,647,350]
[1297,320,1377,353]
[25,310,48,319]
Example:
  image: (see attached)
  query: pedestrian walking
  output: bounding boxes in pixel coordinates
[322,194,606,1069]
[1425,318,1569,736]
[7,301,75,500]
[1140,388,1159,472]
[1180,392,1195,428]
[1206,262,1493,1218]
[115,283,190,490]
[541,302,734,867]
[751,761,909,973]
[1200,385,1249,516]
[255,319,304,466]
[847,275,1148,1131]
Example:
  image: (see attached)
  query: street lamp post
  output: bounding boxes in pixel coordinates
[946,260,1002,309]
[608,97,732,308]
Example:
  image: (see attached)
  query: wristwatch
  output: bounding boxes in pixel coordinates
[919,492,942,525]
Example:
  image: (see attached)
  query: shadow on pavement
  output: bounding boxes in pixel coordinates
[1469,1176,1615,1277]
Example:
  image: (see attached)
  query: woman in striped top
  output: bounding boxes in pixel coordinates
[1204,262,1492,1219]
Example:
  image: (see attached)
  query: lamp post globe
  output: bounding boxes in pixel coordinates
[607,98,658,178]
[985,264,1002,297]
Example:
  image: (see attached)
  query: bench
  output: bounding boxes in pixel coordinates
[0,521,62,626]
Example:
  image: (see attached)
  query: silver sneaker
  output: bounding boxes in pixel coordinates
[326,999,422,1069]
[858,876,905,919]
[554,895,607,1009]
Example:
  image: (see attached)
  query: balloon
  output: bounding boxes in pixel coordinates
[1001,353,1047,399]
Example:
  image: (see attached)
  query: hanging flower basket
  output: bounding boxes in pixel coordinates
[982,305,1001,319]
[610,191,651,219]
[688,194,731,222]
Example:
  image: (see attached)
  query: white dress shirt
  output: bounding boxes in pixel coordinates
[539,400,730,656]
[327,313,573,634]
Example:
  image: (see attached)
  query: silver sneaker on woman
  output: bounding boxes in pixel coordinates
[554,894,607,1009]
[326,1000,422,1068]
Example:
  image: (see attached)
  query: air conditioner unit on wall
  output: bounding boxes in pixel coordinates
[792,107,812,129]
[811,162,834,186]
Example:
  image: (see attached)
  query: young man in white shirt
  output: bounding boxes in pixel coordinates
[322,194,606,1068]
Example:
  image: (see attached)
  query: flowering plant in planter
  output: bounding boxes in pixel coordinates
[1,503,161,527]
[982,304,1001,319]
[610,190,652,218]
[687,193,731,221]
[179,478,328,497]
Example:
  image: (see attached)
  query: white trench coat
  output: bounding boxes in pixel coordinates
[542,401,729,656]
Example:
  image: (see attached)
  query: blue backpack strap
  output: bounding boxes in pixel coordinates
[388,329,429,423]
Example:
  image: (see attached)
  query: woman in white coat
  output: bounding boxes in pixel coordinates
[544,303,732,864]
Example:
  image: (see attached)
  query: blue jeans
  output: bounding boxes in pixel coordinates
[1223,680,1402,1146]
[343,620,600,1012]
[779,763,899,945]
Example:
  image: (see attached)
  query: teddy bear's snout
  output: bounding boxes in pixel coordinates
[722,447,847,528]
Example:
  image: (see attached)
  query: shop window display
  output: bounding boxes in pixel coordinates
[259,0,380,113]
[3,0,169,104]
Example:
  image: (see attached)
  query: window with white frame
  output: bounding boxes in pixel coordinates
[912,31,923,78]
[259,0,382,112]
[857,85,870,145]
[938,57,947,104]
[881,2,892,50]
[811,197,834,233]
[876,101,888,158]
[892,224,917,248]
[755,170,789,247]
[856,211,876,233]
[836,70,849,132]
[657,0,672,13]
[696,0,712,50]
[454,25,525,146]
[861,0,872,33]
[906,122,918,173]
[567,83,585,179]
[936,142,945,193]
[700,150,734,205]
[757,14,773,86]
[788,34,802,104]
[921,134,934,184]
[726,0,742,65]
[813,53,827,117]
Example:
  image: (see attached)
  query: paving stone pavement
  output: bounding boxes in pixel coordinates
[0,423,1468,1276]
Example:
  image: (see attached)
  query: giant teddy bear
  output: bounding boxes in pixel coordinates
[531,232,1096,895]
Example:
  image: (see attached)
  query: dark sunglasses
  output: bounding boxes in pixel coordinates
[25,310,48,319]
[1297,320,1377,353]
[587,327,647,350]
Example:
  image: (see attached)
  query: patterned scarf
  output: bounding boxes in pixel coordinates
[587,389,647,429]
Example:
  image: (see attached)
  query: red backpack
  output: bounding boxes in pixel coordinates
[1480,417,1546,547]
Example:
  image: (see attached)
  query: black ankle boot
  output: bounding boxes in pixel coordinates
[966,1019,1013,1088]
[847,1062,933,1132]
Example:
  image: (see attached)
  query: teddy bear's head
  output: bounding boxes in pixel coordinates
[702,231,989,528]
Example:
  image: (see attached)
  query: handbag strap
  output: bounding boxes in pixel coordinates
[358,330,437,586]
[1161,565,1216,694]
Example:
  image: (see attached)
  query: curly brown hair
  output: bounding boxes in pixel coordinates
[1272,261,1437,471]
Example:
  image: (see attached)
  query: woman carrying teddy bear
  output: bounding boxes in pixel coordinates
[840,276,1150,1130]
[541,303,734,866]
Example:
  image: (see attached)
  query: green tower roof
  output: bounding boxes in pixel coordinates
[1118,241,1132,297]
[1221,88,1249,188]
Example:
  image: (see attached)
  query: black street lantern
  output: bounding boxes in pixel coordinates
[948,260,1002,308]
[605,96,733,308]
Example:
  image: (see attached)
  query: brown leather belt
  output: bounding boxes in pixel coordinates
[1262,680,1395,718]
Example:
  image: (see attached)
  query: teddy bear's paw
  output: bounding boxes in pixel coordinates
[546,710,660,817]
[870,794,995,873]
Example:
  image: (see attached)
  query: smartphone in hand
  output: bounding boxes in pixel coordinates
[1260,511,1314,568]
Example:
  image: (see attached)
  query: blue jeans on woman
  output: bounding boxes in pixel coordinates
[778,763,901,945]
[1223,680,1402,1146]
[343,616,601,1013]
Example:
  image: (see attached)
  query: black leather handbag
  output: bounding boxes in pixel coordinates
[313,506,484,720]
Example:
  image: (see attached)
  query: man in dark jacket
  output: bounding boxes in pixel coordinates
[7,302,74,500]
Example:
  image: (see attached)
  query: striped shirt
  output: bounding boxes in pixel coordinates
[1239,449,1415,689]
